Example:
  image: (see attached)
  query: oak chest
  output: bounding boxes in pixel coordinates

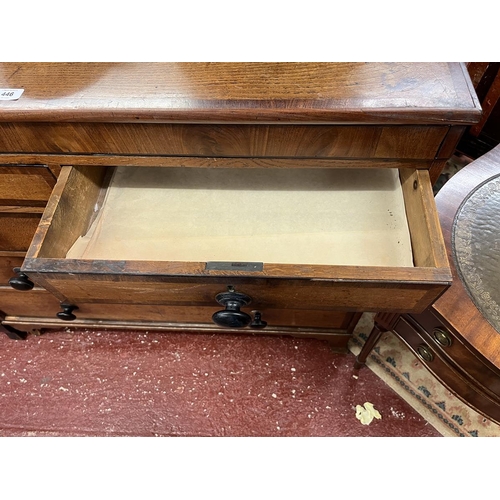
[0,63,481,348]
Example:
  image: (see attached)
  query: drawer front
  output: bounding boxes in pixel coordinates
[409,311,500,398]
[24,273,447,315]
[0,165,56,206]
[0,213,41,251]
[23,274,444,312]
[394,316,500,423]
[0,123,448,160]
[0,255,24,285]
[0,286,348,328]
[0,287,61,317]
[73,302,355,330]
[1,288,357,347]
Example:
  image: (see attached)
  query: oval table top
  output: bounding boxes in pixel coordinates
[434,144,500,371]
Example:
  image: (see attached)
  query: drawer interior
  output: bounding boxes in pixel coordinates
[25,164,449,276]
[62,166,414,268]
[21,164,451,313]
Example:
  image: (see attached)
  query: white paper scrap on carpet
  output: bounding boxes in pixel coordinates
[355,402,382,425]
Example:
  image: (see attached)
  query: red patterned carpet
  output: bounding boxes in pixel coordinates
[0,325,439,437]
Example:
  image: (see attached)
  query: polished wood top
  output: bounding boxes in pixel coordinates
[434,144,500,368]
[0,63,481,124]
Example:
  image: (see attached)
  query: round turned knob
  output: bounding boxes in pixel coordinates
[432,327,452,347]
[57,304,79,321]
[8,268,34,291]
[417,344,434,362]
[250,311,267,329]
[212,290,252,328]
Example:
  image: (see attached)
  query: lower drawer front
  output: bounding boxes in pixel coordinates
[0,214,41,251]
[394,316,500,423]
[0,165,56,206]
[0,288,357,332]
[409,311,500,398]
[65,303,354,330]
[0,287,61,316]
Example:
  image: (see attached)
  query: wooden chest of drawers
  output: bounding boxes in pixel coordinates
[0,63,481,347]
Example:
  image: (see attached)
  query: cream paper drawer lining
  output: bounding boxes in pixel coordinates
[66,167,414,267]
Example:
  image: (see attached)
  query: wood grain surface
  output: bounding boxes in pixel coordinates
[0,122,448,160]
[0,63,481,124]
[0,287,355,329]
[0,165,56,206]
[0,213,41,251]
[0,255,24,284]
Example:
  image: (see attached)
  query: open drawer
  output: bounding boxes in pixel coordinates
[20,165,452,321]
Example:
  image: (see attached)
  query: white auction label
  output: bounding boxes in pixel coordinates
[0,89,24,100]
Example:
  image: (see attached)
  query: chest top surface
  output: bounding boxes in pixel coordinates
[0,62,481,124]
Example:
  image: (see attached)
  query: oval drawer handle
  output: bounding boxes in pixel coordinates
[417,344,434,362]
[432,327,452,347]
[9,268,34,291]
[212,289,252,328]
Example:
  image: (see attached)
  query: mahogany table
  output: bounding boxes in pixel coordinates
[356,144,500,424]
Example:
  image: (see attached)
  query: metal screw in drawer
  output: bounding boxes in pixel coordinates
[432,327,452,347]
[417,344,434,362]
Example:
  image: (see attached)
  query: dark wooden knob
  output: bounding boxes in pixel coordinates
[57,304,78,321]
[212,290,252,328]
[8,268,34,291]
[250,311,267,329]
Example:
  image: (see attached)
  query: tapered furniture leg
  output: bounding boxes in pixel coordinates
[355,323,385,369]
[354,312,399,369]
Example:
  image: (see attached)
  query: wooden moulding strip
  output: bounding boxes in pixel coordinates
[0,250,26,257]
[21,258,452,284]
[0,206,45,214]
[1,317,350,341]
[0,153,435,170]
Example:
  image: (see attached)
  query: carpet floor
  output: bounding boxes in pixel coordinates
[0,322,440,437]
